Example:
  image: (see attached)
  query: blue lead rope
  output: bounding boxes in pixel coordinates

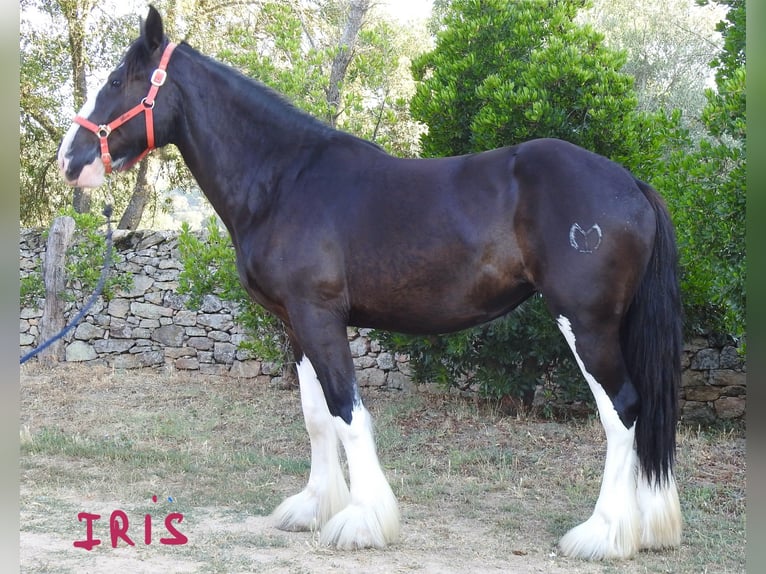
[20,205,114,365]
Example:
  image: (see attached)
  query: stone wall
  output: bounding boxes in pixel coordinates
[20,227,745,423]
[19,228,412,391]
[681,337,746,424]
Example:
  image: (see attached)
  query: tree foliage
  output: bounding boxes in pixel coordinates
[411,0,679,172]
[580,0,725,140]
[218,0,424,156]
[653,0,745,341]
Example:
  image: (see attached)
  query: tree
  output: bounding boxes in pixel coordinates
[60,0,97,214]
[326,0,372,127]
[20,0,152,227]
[411,0,678,169]
[218,0,425,156]
[384,0,684,406]
[580,0,726,141]
[20,5,73,225]
[653,0,745,341]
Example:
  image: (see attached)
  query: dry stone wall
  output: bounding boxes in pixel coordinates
[19,228,412,391]
[20,228,744,424]
[681,337,746,424]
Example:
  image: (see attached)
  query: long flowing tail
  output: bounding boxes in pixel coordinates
[622,179,682,486]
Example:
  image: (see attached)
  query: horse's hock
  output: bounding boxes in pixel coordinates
[20,227,744,425]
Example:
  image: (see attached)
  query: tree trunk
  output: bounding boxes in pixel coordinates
[38,216,76,367]
[69,15,91,215]
[118,158,151,230]
[325,0,371,126]
[62,0,96,214]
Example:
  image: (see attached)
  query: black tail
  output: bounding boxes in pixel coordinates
[622,179,682,486]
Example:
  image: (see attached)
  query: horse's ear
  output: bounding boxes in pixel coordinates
[142,5,165,53]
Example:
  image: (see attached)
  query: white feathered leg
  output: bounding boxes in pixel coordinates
[557,316,641,559]
[272,356,350,532]
[319,402,400,549]
[637,469,682,550]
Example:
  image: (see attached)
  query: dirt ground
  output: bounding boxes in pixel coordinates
[19,364,745,573]
[20,505,581,574]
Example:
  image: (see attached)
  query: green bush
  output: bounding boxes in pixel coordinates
[20,271,44,309]
[20,207,133,314]
[373,295,587,410]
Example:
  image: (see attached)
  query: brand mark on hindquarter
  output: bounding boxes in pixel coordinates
[569,223,603,253]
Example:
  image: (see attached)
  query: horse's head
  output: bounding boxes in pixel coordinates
[58,6,176,188]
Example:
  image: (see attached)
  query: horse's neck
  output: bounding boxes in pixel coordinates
[171,51,320,232]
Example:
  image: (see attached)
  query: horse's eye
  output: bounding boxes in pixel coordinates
[110,78,122,88]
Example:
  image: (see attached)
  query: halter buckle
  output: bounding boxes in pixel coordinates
[97,125,111,138]
[151,68,167,87]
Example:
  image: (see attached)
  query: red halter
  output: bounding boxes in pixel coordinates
[74,42,177,174]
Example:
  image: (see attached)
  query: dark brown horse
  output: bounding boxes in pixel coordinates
[58,7,682,559]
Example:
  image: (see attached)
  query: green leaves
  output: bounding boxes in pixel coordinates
[218,1,424,156]
[411,0,652,164]
[654,0,745,342]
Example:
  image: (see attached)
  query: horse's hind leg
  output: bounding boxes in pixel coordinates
[636,458,681,551]
[272,356,350,532]
[555,315,642,559]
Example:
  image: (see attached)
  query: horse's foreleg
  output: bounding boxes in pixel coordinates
[320,399,400,549]
[272,356,350,532]
[274,308,399,549]
[556,316,641,560]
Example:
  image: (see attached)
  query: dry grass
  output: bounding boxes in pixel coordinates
[20,363,745,573]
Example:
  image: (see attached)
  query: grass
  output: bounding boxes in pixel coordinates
[20,363,745,573]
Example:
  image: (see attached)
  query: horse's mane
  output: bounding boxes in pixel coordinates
[121,38,384,152]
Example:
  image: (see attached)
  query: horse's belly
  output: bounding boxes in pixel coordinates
[348,273,535,335]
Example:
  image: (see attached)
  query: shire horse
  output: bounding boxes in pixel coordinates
[58,7,682,560]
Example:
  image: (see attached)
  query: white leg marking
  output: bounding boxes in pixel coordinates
[556,316,640,560]
[320,402,400,549]
[58,88,107,188]
[637,469,682,550]
[272,356,349,532]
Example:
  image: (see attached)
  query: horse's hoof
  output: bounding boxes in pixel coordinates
[319,502,400,550]
[559,513,639,560]
[272,484,349,532]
